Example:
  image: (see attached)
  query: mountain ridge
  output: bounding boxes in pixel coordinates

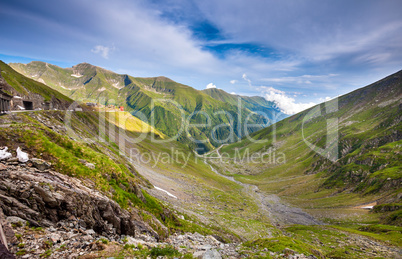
[10,61,285,152]
[214,69,401,217]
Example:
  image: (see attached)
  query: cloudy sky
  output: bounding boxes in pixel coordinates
[1,0,401,114]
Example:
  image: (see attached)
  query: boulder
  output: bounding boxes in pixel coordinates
[85,163,95,169]
[33,185,58,208]
[193,250,205,258]
[202,249,222,259]
[30,158,51,171]
[283,248,296,255]
[6,216,26,226]
[49,233,62,243]
[0,163,7,171]
[0,208,16,247]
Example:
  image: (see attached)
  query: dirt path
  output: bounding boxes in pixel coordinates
[206,162,322,226]
[134,146,321,227]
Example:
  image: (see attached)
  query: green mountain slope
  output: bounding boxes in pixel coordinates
[10,62,283,152]
[9,61,127,102]
[203,88,287,122]
[0,61,72,106]
[214,70,402,222]
[3,61,401,258]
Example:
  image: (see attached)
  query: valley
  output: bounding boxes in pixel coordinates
[9,61,285,153]
[2,1,402,258]
[0,61,401,258]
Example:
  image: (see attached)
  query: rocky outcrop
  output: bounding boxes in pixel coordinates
[0,209,15,245]
[0,207,15,258]
[0,161,159,240]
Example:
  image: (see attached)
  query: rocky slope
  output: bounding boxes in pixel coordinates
[0,160,160,239]
[0,160,327,259]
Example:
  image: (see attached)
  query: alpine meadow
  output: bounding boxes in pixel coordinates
[0,1,401,259]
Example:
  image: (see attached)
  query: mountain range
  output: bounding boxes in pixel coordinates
[0,60,401,258]
[10,61,286,152]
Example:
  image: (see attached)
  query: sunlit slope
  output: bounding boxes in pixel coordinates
[104,111,165,137]
[11,61,279,151]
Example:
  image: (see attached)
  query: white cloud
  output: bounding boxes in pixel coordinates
[230,92,236,95]
[206,83,217,89]
[242,73,252,86]
[318,95,339,102]
[91,45,115,59]
[230,80,237,84]
[259,86,316,115]
[261,74,338,85]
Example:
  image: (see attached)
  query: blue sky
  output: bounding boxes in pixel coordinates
[1,0,401,114]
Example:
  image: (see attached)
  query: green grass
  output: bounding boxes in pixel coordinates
[283,224,401,258]
[149,246,181,258]
[330,225,402,247]
[39,249,52,258]
[216,73,402,217]
[112,243,187,259]
[0,61,72,102]
[16,249,27,256]
[243,236,322,255]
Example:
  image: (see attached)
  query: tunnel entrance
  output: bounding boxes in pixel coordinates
[23,101,33,110]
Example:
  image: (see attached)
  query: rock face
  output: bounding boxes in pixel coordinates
[0,161,158,240]
[0,208,16,246]
[0,244,15,259]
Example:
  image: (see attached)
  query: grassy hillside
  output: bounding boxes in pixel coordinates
[0,61,72,103]
[215,70,402,223]
[2,62,401,257]
[10,61,282,152]
[0,110,243,240]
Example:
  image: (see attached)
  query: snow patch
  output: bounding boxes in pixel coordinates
[58,85,71,90]
[0,147,12,160]
[16,147,29,163]
[71,74,83,78]
[113,82,123,89]
[154,186,177,199]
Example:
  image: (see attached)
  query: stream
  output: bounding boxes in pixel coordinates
[206,162,322,226]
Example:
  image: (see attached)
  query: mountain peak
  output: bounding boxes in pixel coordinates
[72,62,97,70]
